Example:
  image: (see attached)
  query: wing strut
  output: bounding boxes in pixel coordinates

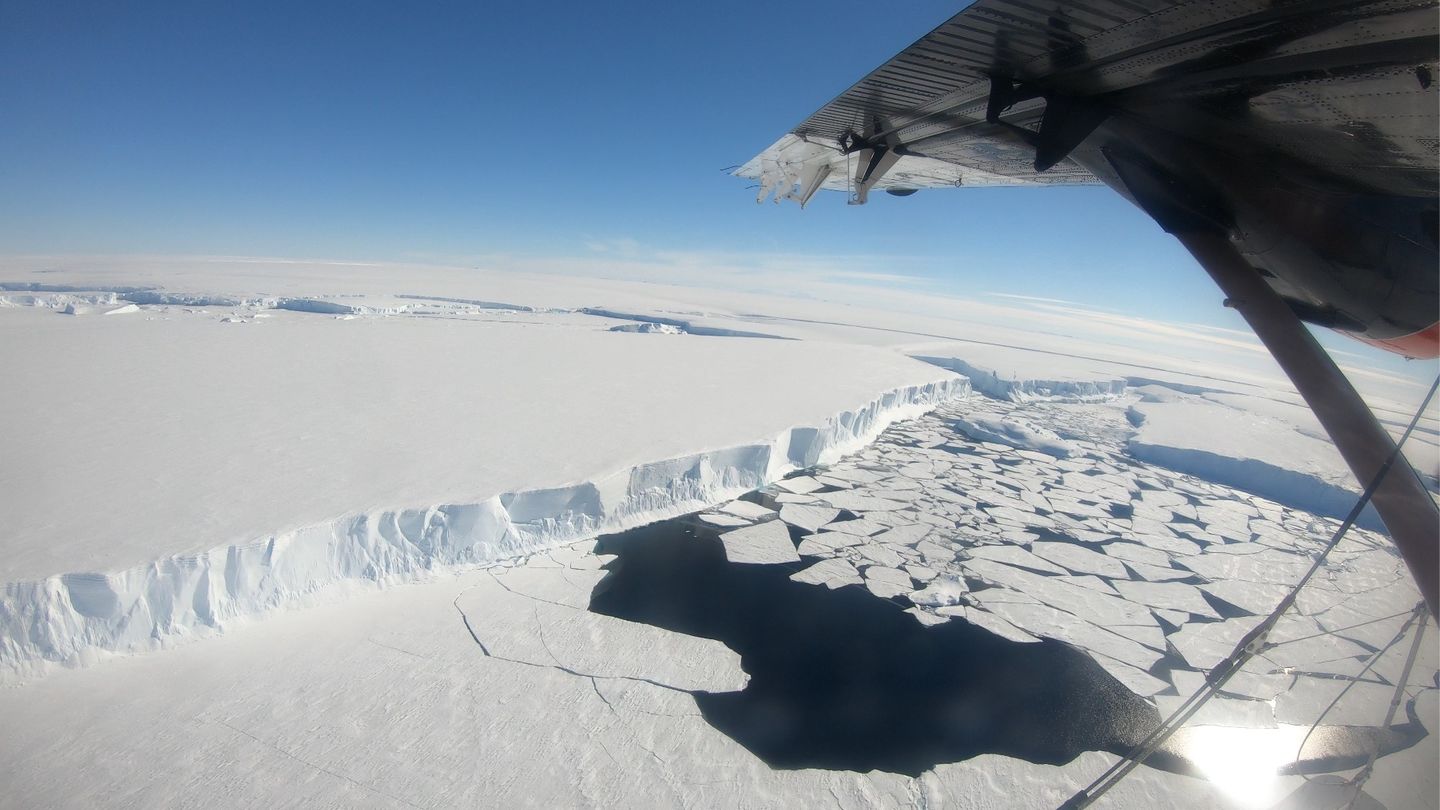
[1106,153,1439,617]
[1182,230,1438,617]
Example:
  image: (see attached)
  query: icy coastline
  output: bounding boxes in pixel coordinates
[0,377,967,682]
[912,355,1126,402]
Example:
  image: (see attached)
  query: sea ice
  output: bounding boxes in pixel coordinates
[4,257,1436,808]
[857,544,905,568]
[816,517,890,537]
[965,545,1068,575]
[960,558,1157,629]
[697,512,750,528]
[1122,560,1195,582]
[1030,541,1130,578]
[869,523,931,546]
[950,412,1077,458]
[777,503,840,533]
[1168,617,1266,670]
[862,566,913,598]
[718,521,800,565]
[790,558,863,589]
[720,501,776,520]
[774,476,825,495]
[795,532,864,556]
[1111,580,1220,618]
[1128,396,1381,529]
[908,576,968,607]
[1154,694,1277,729]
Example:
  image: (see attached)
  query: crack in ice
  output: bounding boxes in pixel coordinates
[211,718,425,809]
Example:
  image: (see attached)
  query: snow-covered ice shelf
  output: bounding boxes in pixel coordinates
[0,266,971,680]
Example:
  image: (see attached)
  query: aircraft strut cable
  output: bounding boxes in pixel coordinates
[795,134,845,154]
[1341,608,1430,810]
[845,147,854,204]
[1059,373,1440,810]
[1265,608,1413,648]
[1291,601,1429,810]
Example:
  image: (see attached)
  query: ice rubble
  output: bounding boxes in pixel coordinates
[681,394,1436,798]
[952,414,1075,458]
[0,377,967,681]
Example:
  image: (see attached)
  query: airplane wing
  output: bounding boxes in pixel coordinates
[739,0,1440,614]
[740,0,1438,211]
[738,0,1438,358]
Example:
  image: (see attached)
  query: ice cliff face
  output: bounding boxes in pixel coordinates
[1125,398,1383,531]
[0,377,967,682]
[911,356,1126,402]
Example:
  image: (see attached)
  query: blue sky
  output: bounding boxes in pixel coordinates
[0,0,1433,383]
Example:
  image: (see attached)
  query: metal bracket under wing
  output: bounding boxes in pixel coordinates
[839,122,904,205]
[986,76,1109,173]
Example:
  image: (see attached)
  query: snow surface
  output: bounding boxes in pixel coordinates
[0,307,963,676]
[1127,395,1384,529]
[0,546,1249,810]
[3,257,1438,808]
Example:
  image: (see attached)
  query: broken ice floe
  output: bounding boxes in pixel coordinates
[790,558,863,589]
[719,521,801,565]
[776,503,839,532]
[685,392,1435,780]
[952,415,1074,458]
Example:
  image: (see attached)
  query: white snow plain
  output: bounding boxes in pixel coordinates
[1,256,1437,809]
[0,301,963,677]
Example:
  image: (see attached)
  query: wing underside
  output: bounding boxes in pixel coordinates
[739,0,1438,210]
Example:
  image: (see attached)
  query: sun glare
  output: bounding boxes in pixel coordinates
[1175,725,1313,808]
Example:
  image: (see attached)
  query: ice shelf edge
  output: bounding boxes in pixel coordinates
[0,376,969,682]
